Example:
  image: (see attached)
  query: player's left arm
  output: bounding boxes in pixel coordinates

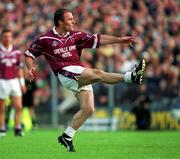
[17,53,27,94]
[17,67,27,94]
[100,34,137,46]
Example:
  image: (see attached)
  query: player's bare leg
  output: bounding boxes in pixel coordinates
[70,90,94,129]
[58,90,94,152]
[0,99,6,137]
[58,59,146,151]
[78,59,146,87]
[11,96,24,136]
[78,68,125,87]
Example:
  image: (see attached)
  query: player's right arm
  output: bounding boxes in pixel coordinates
[25,56,36,82]
[24,38,43,82]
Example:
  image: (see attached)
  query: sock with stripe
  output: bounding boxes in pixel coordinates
[63,126,76,141]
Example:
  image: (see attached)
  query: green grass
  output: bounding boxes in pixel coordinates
[0,130,180,159]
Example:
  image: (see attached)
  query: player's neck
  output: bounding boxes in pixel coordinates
[3,43,10,48]
[1,43,13,52]
[55,27,69,36]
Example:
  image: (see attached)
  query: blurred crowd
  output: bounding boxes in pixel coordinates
[0,0,179,112]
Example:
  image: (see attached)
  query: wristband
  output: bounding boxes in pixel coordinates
[19,78,25,86]
[124,72,132,83]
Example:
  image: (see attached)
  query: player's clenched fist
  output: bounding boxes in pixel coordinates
[27,67,36,82]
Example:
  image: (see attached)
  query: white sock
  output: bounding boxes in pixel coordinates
[64,126,76,138]
[0,125,6,130]
[15,125,22,130]
[124,72,132,83]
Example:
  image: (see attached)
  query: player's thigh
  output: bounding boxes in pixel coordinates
[0,80,9,111]
[10,96,22,109]
[78,68,104,87]
[76,90,94,112]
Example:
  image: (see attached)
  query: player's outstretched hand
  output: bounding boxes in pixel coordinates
[120,36,137,46]
[27,67,36,82]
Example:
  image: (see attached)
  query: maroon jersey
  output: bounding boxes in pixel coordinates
[0,44,22,79]
[25,27,100,75]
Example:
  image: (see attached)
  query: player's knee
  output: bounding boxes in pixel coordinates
[92,69,105,82]
[14,105,22,112]
[86,108,94,117]
[82,106,95,117]
[88,106,95,115]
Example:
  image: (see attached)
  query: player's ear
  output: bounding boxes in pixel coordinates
[58,20,63,25]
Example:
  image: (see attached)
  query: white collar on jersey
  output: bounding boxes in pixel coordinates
[0,44,13,52]
[52,26,70,37]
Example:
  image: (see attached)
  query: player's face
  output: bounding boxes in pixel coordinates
[63,12,75,31]
[2,31,13,46]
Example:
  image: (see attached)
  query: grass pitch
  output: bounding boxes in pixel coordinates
[0,130,180,159]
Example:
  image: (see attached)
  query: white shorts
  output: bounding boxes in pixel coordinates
[57,66,93,94]
[0,78,22,99]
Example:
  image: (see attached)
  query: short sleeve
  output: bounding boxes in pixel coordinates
[24,38,43,59]
[77,32,100,50]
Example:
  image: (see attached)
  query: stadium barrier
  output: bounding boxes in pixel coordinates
[79,108,180,131]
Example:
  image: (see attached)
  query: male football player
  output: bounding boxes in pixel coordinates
[25,9,145,151]
[0,29,26,137]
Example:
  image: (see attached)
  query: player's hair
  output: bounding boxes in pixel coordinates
[1,28,12,35]
[54,8,71,27]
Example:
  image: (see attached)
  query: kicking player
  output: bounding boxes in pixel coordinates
[24,8,146,151]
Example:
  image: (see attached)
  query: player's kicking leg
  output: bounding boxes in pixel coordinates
[77,59,146,87]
